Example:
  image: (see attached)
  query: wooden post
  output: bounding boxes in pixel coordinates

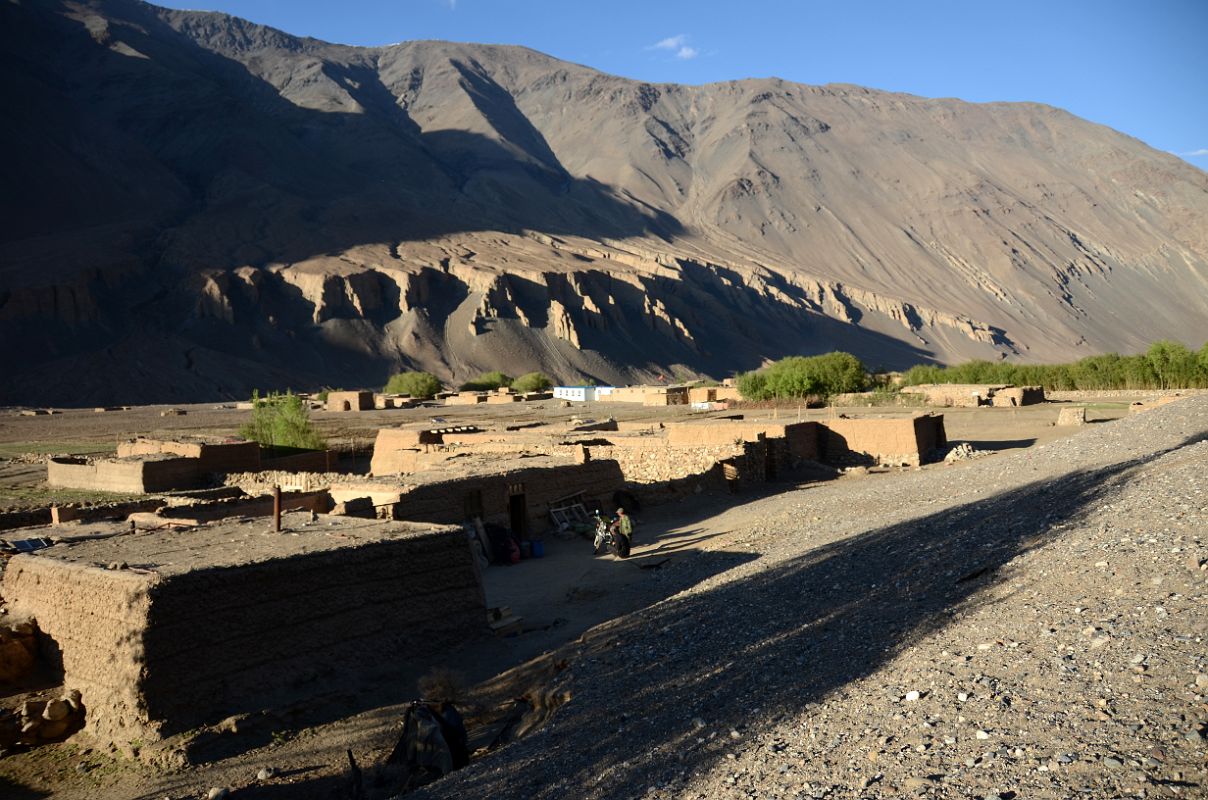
[273,485,282,532]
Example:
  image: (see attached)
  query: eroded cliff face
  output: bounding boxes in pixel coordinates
[2,0,1207,404]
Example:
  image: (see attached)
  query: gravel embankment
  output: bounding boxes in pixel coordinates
[418,397,1208,800]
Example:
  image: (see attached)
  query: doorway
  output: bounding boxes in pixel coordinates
[508,493,527,539]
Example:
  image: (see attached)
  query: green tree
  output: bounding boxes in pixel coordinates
[384,371,442,398]
[458,371,513,391]
[1147,340,1197,389]
[512,372,553,393]
[736,370,770,400]
[737,352,868,400]
[239,391,326,450]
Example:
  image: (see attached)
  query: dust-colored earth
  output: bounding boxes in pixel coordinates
[1,392,1204,798]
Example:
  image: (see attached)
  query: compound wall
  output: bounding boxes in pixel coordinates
[817,414,946,467]
[47,456,203,494]
[116,439,261,473]
[1,519,485,745]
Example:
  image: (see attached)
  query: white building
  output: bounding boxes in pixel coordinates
[553,386,614,402]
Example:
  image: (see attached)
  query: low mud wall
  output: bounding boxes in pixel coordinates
[1,521,485,745]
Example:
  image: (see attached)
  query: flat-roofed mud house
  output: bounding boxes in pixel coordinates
[1,514,487,747]
[326,390,374,412]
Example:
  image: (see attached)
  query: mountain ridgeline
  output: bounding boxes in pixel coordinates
[2,0,1207,404]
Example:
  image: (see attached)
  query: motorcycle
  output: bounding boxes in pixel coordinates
[591,510,630,558]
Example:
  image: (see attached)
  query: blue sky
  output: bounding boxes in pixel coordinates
[155,0,1208,169]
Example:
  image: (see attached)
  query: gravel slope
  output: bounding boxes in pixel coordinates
[417,397,1208,800]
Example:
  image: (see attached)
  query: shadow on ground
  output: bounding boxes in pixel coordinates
[424,432,1206,799]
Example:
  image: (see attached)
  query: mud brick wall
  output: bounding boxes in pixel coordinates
[117,440,261,472]
[597,387,648,403]
[261,449,336,473]
[370,429,444,475]
[990,386,1045,406]
[326,391,373,411]
[48,456,202,494]
[665,421,819,461]
[818,415,943,467]
[901,384,1006,407]
[444,392,486,405]
[912,414,947,456]
[385,461,624,534]
[1,522,485,745]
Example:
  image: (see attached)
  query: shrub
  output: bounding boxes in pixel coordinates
[458,371,513,392]
[512,371,553,393]
[737,352,868,400]
[898,340,1208,391]
[384,371,442,398]
[239,390,326,450]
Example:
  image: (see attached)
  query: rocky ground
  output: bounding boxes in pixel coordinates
[415,396,1207,800]
[0,397,1204,798]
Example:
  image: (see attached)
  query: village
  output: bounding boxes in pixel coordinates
[0,379,1197,797]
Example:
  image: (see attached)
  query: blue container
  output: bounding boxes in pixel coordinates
[530,540,545,558]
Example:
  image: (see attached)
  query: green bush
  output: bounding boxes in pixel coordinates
[458,371,513,392]
[512,372,553,393]
[737,352,868,400]
[239,391,326,450]
[384,371,443,398]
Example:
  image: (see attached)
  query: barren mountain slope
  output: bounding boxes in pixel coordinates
[2,0,1207,404]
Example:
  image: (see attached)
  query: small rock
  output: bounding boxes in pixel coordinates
[729,729,741,740]
[257,766,278,780]
[43,699,70,722]
[904,690,921,702]
[957,692,969,702]
[207,789,229,800]
[975,730,990,740]
[1103,756,1124,768]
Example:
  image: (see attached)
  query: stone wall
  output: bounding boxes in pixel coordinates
[1,518,485,745]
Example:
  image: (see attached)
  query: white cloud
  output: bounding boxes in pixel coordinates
[1183,148,1208,156]
[649,34,699,60]
[653,34,687,50]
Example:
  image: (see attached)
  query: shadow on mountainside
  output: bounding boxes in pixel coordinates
[418,432,1207,800]
[0,0,940,405]
[0,0,679,258]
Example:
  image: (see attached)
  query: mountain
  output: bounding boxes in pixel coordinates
[3,0,1207,405]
